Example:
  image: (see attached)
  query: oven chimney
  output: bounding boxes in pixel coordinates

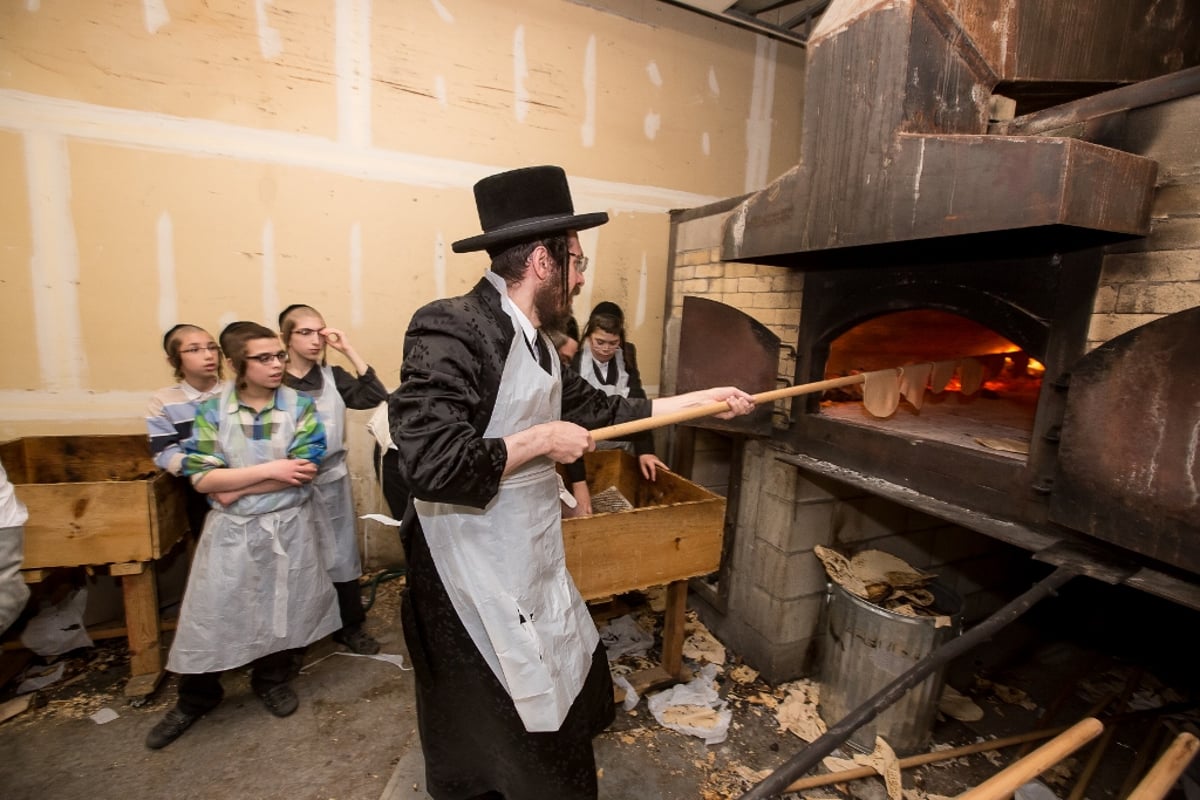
[720,0,1199,266]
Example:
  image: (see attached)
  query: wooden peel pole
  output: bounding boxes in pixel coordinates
[1126,732,1200,800]
[783,725,1071,792]
[954,718,1104,800]
[590,373,870,442]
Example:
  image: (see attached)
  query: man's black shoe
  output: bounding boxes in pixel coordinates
[145,707,201,750]
[334,627,381,655]
[256,683,298,717]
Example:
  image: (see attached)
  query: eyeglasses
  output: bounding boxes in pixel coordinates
[292,328,322,338]
[180,344,221,355]
[568,252,588,274]
[245,351,289,365]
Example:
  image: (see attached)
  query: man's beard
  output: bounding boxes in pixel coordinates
[533,268,577,331]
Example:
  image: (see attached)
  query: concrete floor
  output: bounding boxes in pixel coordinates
[2,576,1198,800]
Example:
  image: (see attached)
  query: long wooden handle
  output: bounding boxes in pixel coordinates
[590,373,870,442]
[784,725,1071,792]
[955,718,1104,800]
[1127,732,1200,800]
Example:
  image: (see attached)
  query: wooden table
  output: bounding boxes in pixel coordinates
[562,450,726,693]
[3,434,189,697]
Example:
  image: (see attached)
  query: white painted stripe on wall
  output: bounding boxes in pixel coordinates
[430,0,454,24]
[0,90,718,212]
[350,222,364,327]
[255,0,283,60]
[156,210,178,331]
[336,0,372,147]
[635,251,648,329]
[261,220,279,325]
[24,132,86,391]
[513,25,529,123]
[576,227,600,317]
[143,0,170,34]
[581,35,597,148]
[0,390,150,420]
[744,35,777,193]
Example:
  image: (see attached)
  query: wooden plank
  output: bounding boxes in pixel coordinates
[109,561,145,576]
[150,471,188,558]
[2,434,156,484]
[20,568,51,583]
[124,670,164,698]
[120,568,162,682]
[624,666,691,695]
[19,480,156,567]
[660,581,687,679]
[0,693,35,724]
[994,66,1200,137]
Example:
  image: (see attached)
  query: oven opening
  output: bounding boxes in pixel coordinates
[819,309,1045,461]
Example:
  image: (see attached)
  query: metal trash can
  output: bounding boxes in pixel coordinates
[818,579,963,755]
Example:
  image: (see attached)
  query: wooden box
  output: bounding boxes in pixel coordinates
[562,449,726,601]
[1,434,188,569]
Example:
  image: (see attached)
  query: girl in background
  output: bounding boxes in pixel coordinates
[565,305,667,515]
[146,324,227,538]
[280,304,388,655]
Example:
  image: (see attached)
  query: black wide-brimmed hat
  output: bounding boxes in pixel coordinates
[451,165,609,254]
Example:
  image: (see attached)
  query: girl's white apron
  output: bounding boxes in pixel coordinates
[578,341,633,453]
[414,290,599,733]
[167,385,340,674]
[308,364,362,583]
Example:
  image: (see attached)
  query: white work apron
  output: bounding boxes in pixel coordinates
[414,297,600,733]
[167,386,340,674]
[578,341,630,399]
[578,342,633,453]
[308,365,361,583]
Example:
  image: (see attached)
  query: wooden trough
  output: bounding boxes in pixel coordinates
[1,434,190,696]
[561,449,726,691]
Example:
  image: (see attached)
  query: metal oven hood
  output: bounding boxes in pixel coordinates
[719,0,1200,267]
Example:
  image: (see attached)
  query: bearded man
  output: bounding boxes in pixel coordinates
[389,165,753,800]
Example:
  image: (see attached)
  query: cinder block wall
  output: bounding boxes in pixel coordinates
[1088,93,1200,350]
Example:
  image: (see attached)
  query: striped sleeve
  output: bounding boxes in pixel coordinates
[180,397,227,480]
[288,394,327,466]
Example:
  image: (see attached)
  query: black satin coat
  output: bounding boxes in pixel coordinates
[388,276,651,800]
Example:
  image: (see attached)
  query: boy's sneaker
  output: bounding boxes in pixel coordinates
[145,707,201,750]
[255,683,299,718]
[334,627,380,655]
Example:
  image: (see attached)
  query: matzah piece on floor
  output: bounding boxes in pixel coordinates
[591,485,633,514]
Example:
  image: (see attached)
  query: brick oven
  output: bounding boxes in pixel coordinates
[660,0,1200,682]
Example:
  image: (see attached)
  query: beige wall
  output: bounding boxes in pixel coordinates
[0,0,806,442]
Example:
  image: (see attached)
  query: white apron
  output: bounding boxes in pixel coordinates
[167,385,341,674]
[308,364,362,583]
[414,294,600,733]
[578,342,633,453]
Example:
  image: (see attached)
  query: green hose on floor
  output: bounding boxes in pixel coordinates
[360,567,406,613]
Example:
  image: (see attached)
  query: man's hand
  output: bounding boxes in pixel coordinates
[639,454,667,481]
[704,387,756,419]
[539,421,595,464]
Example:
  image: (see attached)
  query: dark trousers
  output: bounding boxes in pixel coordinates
[373,445,411,524]
[334,579,365,631]
[176,648,299,715]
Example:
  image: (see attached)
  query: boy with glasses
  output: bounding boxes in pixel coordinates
[146,322,339,750]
